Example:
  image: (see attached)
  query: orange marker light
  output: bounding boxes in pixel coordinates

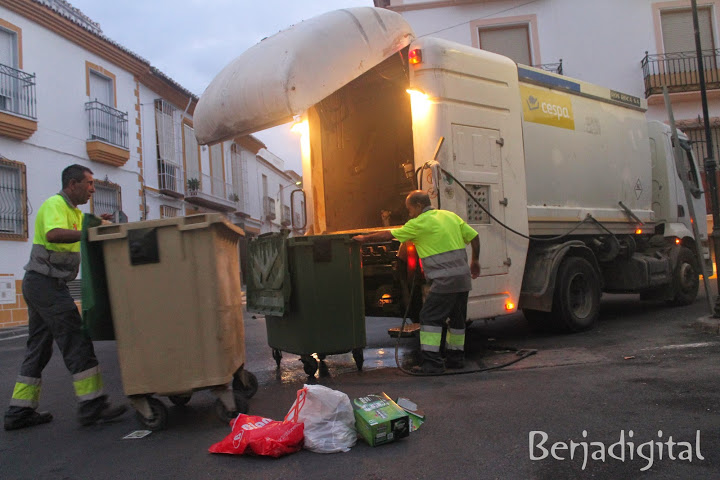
[675,238,681,245]
[635,228,643,235]
[409,49,422,65]
[505,301,515,311]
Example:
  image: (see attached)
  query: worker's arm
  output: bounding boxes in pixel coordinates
[353,231,395,243]
[470,235,480,279]
[46,228,81,244]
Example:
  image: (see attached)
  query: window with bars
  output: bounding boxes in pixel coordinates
[0,158,27,239]
[155,99,182,193]
[160,205,180,218]
[91,179,121,217]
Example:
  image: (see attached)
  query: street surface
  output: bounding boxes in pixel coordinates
[2,286,720,479]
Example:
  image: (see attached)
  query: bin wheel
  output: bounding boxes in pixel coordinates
[301,355,318,376]
[167,393,192,406]
[136,397,168,431]
[233,369,259,399]
[352,348,364,371]
[272,349,282,368]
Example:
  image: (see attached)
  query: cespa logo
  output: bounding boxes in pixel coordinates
[521,85,575,130]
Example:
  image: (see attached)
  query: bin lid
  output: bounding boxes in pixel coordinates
[194,7,415,145]
[88,213,244,242]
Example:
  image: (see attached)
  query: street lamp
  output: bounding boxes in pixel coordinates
[690,0,720,317]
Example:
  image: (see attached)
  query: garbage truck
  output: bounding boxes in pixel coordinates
[194,7,709,332]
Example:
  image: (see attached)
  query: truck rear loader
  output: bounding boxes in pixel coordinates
[194,7,709,332]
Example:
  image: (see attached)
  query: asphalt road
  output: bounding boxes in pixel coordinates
[2,288,720,479]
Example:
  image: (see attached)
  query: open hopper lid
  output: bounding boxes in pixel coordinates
[194,7,415,145]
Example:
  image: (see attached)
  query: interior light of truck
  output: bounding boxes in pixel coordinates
[635,228,643,235]
[406,89,432,119]
[409,49,422,65]
[505,301,515,311]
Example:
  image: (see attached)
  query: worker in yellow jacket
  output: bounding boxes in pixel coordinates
[354,190,480,373]
[4,164,126,430]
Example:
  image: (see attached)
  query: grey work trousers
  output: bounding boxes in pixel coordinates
[418,290,469,368]
[6,271,104,419]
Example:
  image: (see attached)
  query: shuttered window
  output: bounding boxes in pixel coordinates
[155,99,182,193]
[209,143,225,197]
[0,158,27,240]
[478,25,531,65]
[183,123,200,188]
[160,205,180,218]
[661,7,714,54]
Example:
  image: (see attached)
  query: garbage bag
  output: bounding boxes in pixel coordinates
[209,414,304,458]
[285,384,357,453]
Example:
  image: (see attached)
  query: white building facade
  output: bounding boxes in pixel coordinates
[0,0,301,328]
[376,0,720,204]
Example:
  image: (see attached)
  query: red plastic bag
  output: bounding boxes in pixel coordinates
[209,414,304,458]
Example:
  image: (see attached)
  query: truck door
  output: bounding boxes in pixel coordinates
[451,124,509,276]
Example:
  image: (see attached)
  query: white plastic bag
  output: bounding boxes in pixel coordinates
[285,384,357,453]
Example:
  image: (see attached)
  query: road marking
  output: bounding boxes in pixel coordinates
[0,334,28,342]
[641,342,719,351]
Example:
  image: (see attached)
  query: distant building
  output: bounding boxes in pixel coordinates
[0,0,301,328]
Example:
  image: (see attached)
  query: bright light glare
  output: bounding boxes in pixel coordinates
[505,301,515,311]
[406,89,432,120]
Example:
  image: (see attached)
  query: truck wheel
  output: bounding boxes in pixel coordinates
[552,257,601,332]
[669,247,699,306]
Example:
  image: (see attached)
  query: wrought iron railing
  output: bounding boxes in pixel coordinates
[0,64,36,119]
[85,100,128,148]
[158,159,183,194]
[185,171,237,202]
[641,49,720,98]
[533,59,563,75]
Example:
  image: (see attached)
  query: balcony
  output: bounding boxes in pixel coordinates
[642,49,720,98]
[264,196,276,221]
[85,100,129,166]
[158,160,184,198]
[184,171,238,211]
[0,63,37,140]
[532,59,563,75]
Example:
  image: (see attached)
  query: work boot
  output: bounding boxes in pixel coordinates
[4,410,53,431]
[78,397,127,426]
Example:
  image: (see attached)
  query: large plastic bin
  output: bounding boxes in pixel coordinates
[247,233,366,375]
[88,213,255,429]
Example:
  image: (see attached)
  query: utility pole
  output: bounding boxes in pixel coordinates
[691,0,720,316]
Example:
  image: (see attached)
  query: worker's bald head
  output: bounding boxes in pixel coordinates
[406,190,431,209]
[405,190,431,218]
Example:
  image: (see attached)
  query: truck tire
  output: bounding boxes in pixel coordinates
[669,247,699,306]
[551,257,601,332]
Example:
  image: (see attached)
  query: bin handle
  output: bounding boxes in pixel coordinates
[87,224,127,241]
[177,213,245,236]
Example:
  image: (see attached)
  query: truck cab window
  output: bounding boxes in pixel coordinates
[680,140,702,198]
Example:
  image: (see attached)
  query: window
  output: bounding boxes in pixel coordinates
[88,70,113,106]
[209,143,225,197]
[183,122,200,191]
[0,158,27,240]
[155,99,182,193]
[160,205,180,218]
[230,143,245,207]
[478,25,531,65]
[661,7,714,55]
[0,25,18,69]
[91,179,121,217]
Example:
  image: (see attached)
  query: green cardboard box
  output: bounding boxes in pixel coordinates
[353,393,410,446]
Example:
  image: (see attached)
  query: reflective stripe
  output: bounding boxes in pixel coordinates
[446,328,465,351]
[73,366,104,401]
[10,376,41,409]
[422,249,470,280]
[420,328,442,352]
